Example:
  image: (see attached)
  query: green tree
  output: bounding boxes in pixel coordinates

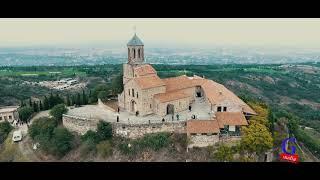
[0,121,13,144]
[49,92,54,108]
[81,90,86,105]
[29,98,32,107]
[96,121,112,141]
[43,96,49,110]
[33,101,38,112]
[29,117,57,141]
[111,74,123,96]
[240,121,273,157]
[76,93,81,106]
[66,94,71,106]
[20,99,25,107]
[49,104,68,123]
[81,130,100,144]
[39,100,43,111]
[98,91,108,101]
[213,144,234,162]
[50,127,74,158]
[18,106,34,123]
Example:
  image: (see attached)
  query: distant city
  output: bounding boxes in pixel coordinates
[0,46,319,66]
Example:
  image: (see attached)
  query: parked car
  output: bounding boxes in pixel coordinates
[12,130,22,142]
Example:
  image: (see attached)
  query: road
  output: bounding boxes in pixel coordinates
[16,110,50,161]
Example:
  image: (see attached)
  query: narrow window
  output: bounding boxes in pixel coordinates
[138,49,140,58]
[133,49,136,58]
[0,117,2,120]
[217,106,222,112]
[132,89,135,97]
[137,92,138,98]
[201,133,207,135]
[223,107,227,112]
[128,48,130,58]
[150,104,152,108]
[128,89,130,95]
[9,116,12,120]
[190,133,197,136]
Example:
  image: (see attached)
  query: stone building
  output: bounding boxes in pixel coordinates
[117,33,257,147]
[0,106,19,124]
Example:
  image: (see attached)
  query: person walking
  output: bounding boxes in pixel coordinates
[176,114,180,121]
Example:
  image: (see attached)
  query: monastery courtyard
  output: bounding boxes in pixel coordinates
[66,97,212,125]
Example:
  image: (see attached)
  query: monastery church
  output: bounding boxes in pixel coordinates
[117,33,257,138]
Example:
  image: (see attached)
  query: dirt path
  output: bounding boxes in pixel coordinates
[18,135,40,162]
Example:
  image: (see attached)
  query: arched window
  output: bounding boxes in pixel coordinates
[138,49,140,58]
[132,89,135,97]
[133,49,136,58]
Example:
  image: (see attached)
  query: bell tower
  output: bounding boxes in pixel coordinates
[127,33,144,64]
[123,33,145,84]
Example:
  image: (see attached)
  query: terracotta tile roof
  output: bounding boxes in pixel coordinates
[154,90,190,103]
[216,112,248,128]
[187,120,220,134]
[134,64,156,77]
[134,75,165,90]
[163,75,206,92]
[201,80,257,115]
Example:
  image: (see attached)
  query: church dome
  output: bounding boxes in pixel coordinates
[127,34,144,46]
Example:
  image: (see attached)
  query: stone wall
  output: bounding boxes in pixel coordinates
[62,114,100,135]
[188,134,219,148]
[154,96,190,117]
[98,99,115,112]
[113,121,186,139]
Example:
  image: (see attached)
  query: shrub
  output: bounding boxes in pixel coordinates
[28,117,74,158]
[49,127,74,158]
[213,144,234,162]
[81,130,100,144]
[79,139,97,158]
[118,132,171,155]
[29,117,57,140]
[96,121,112,141]
[96,140,113,158]
[0,121,13,144]
[49,104,68,123]
[140,132,171,151]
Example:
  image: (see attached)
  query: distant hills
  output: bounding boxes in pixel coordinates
[0,47,319,66]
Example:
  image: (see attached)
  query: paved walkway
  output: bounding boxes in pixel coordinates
[67,97,213,125]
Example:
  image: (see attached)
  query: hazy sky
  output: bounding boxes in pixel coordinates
[1,18,320,48]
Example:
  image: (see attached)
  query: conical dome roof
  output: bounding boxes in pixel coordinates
[127,34,144,46]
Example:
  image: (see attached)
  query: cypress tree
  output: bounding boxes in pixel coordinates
[39,100,43,111]
[33,101,38,112]
[20,100,25,107]
[82,90,87,105]
[29,98,32,107]
[49,92,54,109]
[43,96,49,110]
[66,94,71,106]
[76,93,81,106]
